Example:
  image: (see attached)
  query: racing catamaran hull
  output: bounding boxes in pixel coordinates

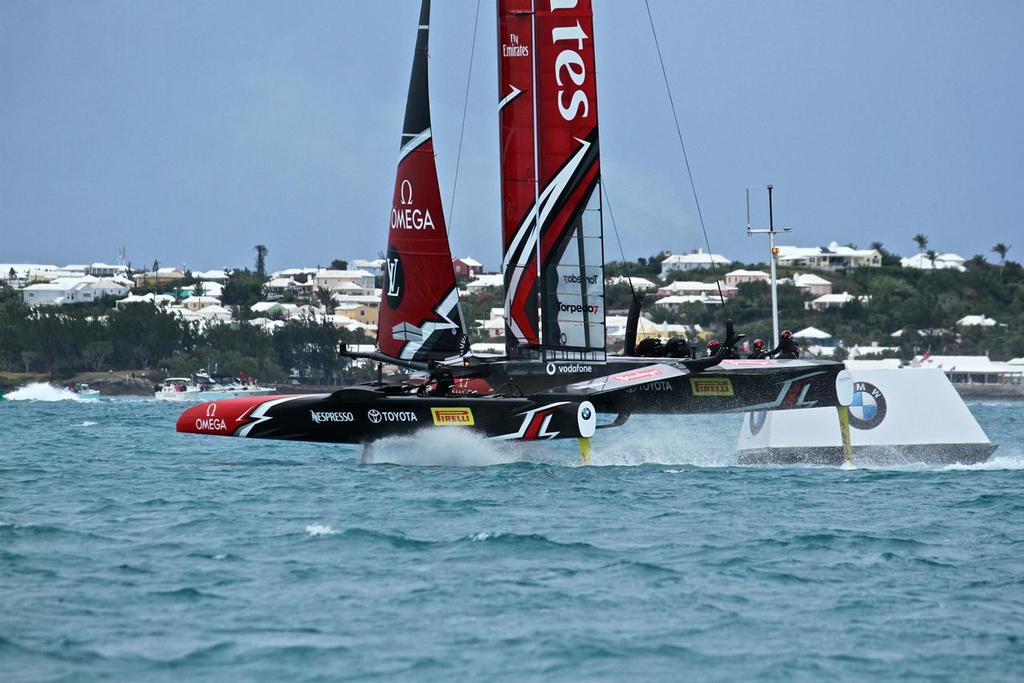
[176,388,596,445]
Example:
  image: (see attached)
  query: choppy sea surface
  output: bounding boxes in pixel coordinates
[2,385,1023,682]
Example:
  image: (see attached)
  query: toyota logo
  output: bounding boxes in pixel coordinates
[368,409,382,424]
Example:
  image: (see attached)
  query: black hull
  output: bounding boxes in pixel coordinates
[176,388,596,445]
[519,357,847,414]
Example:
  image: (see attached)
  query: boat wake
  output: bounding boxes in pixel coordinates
[3,382,94,402]
[362,428,541,467]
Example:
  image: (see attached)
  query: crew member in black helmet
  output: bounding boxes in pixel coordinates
[748,338,769,359]
[768,330,801,359]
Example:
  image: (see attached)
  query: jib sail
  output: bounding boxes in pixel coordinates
[378,0,467,362]
[497,0,605,362]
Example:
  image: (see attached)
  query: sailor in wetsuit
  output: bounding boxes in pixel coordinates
[748,338,768,359]
[768,329,801,359]
[708,338,743,359]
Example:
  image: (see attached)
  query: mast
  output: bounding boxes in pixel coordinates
[746,185,791,347]
[377,0,466,362]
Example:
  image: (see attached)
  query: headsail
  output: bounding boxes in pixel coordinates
[498,0,605,362]
[378,0,467,362]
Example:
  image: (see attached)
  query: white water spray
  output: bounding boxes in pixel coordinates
[3,382,94,402]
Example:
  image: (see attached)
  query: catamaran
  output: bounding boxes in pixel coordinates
[176,0,852,458]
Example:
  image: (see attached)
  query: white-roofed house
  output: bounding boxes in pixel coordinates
[607,275,657,291]
[660,250,732,278]
[188,281,224,299]
[193,269,230,282]
[183,295,222,312]
[792,272,833,297]
[957,314,999,327]
[313,268,376,293]
[21,276,130,306]
[914,355,1024,386]
[724,269,770,287]
[453,257,484,277]
[656,280,734,297]
[349,259,385,272]
[900,252,967,271]
[807,291,869,311]
[775,242,881,271]
[465,273,504,292]
[86,263,129,278]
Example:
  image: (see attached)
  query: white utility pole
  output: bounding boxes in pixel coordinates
[746,185,791,347]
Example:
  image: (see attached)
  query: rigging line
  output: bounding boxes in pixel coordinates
[642,0,728,310]
[446,0,482,234]
[600,181,637,303]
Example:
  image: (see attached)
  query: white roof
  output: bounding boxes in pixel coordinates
[455,257,483,267]
[915,355,1024,375]
[661,251,731,266]
[194,269,229,281]
[349,259,384,270]
[659,280,724,293]
[793,326,832,339]
[475,319,506,331]
[900,253,967,271]
[607,275,657,290]
[466,273,504,289]
[793,272,832,286]
[725,269,769,278]
[776,241,880,260]
[957,314,998,327]
[655,294,717,305]
[197,304,232,316]
[251,301,298,313]
[813,292,857,304]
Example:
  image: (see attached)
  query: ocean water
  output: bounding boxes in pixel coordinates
[2,388,1023,682]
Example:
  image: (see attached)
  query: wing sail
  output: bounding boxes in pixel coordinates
[378,0,467,362]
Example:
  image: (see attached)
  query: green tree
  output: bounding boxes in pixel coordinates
[255,244,269,277]
[913,233,928,253]
[992,243,1011,266]
[329,259,348,271]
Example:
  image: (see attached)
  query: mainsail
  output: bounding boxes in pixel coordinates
[378,0,467,362]
[498,0,605,362]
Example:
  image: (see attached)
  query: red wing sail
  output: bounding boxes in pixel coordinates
[379,0,467,362]
[498,0,605,362]
[498,0,541,355]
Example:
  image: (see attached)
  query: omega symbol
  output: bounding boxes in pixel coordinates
[400,179,413,205]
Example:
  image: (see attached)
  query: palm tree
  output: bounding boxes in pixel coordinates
[315,286,335,311]
[913,234,928,254]
[926,249,938,270]
[254,244,268,278]
[992,243,1011,265]
[152,259,160,289]
[870,241,884,252]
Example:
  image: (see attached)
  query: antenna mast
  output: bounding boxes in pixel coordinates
[746,185,791,347]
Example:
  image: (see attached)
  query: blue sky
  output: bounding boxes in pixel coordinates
[1,0,1021,271]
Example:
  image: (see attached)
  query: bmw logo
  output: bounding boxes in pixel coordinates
[749,410,767,435]
[848,381,887,430]
[368,409,383,424]
[581,407,592,420]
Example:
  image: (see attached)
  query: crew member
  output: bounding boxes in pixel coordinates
[664,337,691,359]
[748,339,768,359]
[706,339,721,357]
[768,330,801,359]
